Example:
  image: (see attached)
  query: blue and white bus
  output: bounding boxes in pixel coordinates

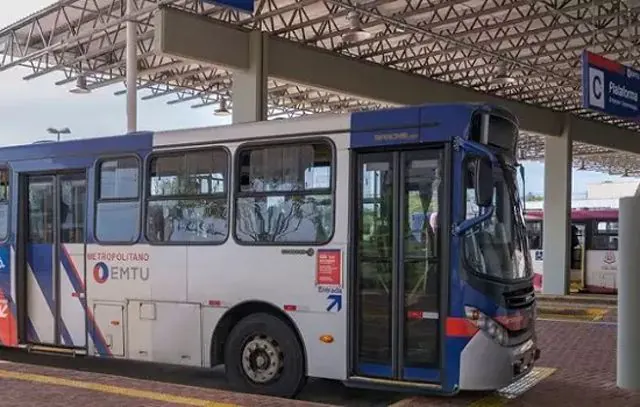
[0,103,538,397]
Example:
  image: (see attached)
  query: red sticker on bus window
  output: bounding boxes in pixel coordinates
[316,249,342,286]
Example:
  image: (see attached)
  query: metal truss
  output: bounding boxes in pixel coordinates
[519,131,640,176]
[2,0,640,174]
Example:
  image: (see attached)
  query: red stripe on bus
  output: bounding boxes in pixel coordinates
[407,310,422,320]
[446,317,479,337]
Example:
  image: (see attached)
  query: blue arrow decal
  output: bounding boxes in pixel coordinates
[326,294,342,312]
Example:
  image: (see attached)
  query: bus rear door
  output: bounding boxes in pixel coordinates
[18,172,87,350]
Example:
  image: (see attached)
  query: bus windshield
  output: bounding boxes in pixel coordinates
[463,155,531,281]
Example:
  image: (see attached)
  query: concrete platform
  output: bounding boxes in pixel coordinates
[535,293,617,322]
[0,311,635,406]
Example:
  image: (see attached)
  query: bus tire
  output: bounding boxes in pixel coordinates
[224,312,306,398]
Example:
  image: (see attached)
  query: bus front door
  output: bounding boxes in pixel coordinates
[570,223,585,291]
[351,148,444,384]
[19,172,87,349]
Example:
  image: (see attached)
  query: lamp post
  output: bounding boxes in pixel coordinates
[46,127,71,142]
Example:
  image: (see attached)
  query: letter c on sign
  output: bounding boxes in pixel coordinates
[588,67,605,109]
[593,75,602,100]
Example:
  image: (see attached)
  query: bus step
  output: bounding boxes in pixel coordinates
[27,344,86,357]
[345,376,443,394]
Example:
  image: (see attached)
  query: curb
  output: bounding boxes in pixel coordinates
[536,294,617,306]
[537,306,607,318]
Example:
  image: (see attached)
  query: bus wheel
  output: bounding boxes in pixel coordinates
[224,312,306,398]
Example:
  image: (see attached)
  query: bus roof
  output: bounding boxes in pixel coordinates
[0,132,153,163]
[0,102,517,168]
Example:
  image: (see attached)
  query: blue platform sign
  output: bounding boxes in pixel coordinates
[582,50,640,121]
[201,0,254,13]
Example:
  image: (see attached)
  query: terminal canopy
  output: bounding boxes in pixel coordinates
[2,0,640,174]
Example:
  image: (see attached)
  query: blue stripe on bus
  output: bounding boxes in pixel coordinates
[357,364,441,382]
[357,363,392,377]
[442,337,469,392]
[59,247,112,356]
[0,244,41,345]
[445,142,466,392]
[0,244,11,306]
[403,367,440,382]
[58,249,82,348]
[26,318,39,343]
[26,243,74,346]
[0,244,15,345]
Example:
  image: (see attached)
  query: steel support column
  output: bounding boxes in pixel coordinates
[541,116,572,295]
[126,0,137,133]
[618,195,640,390]
[231,30,267,124]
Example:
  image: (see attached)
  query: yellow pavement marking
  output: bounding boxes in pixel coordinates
[537,317,617,325]
[589,308,608,321]
[583,308,608,320]
[538,314,590,322]
[538,307,609,322]
[387,397,417,407]
[468,394,506,407]
[0,368,238,407]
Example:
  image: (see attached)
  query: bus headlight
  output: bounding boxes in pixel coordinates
[465,306,509,346]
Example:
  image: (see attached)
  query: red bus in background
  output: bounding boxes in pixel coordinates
[524,208,619,294]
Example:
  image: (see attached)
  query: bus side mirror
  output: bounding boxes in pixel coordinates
[474,158,493,207]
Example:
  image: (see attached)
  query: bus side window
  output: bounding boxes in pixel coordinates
[589,220,619,251]
[571,225,579,248]
[95,156,141,243]
[234,140,334,245]
[525,220,542,250]
[0,168,9,241]
[145,148,229,244]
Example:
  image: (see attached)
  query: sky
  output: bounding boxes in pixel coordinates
[1,1,636,196]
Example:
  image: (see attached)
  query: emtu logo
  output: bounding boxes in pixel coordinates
[93,262,109,284]
[603,251,616,265]
[589,67,605,109]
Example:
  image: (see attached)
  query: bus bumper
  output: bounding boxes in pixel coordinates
[458,333,538,391]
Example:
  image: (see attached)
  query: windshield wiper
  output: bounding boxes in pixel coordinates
[501,164,528,253]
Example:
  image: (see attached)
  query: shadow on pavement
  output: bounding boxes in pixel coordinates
[0,348,408,406]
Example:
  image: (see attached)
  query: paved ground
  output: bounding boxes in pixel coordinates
[506,318,632,406]
[0,349,408,407]
[0,299,636,407]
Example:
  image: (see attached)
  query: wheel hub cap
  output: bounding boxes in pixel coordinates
[241,335,283,384]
